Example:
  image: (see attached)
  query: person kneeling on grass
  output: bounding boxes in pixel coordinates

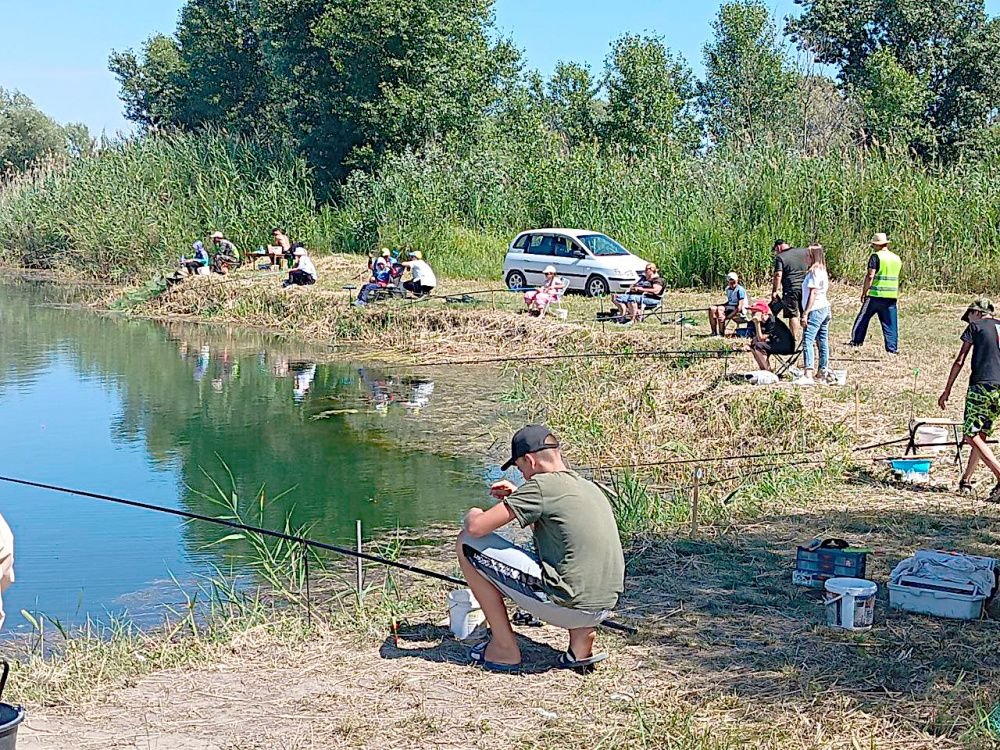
[938,297,1000,500]
[401,250,437,297]
[282,245,317,287]
[708,272,748,337]
[748,299,796,372]
[457,425,625,673]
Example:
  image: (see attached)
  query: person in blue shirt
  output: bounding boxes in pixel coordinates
[180,241,210,275]
[708,272,748,337]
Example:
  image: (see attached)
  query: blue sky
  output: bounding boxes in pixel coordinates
[1,0,997,135]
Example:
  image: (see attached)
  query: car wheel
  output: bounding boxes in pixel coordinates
[585,275,610,297]
[506,270,527,291]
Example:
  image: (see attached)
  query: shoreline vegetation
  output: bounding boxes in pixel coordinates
[5,262,1000,748]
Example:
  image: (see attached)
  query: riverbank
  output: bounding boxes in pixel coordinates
[7,263,1000,748]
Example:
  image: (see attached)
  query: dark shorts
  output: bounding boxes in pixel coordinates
[752,338,795,356]
[964,384,1000,437]
[772,293,802,319]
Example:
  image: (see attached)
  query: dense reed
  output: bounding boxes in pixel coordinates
[2,129,998,292]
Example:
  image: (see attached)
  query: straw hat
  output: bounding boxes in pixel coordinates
[408,250,423,260]
[210,231,224,240]
[870,232,889,247]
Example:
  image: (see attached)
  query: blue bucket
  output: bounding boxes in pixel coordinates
[889,459,931,474]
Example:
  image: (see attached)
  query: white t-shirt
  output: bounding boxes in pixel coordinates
[295,254,317,279]
[802,266,830,312]
[410,260,437,287]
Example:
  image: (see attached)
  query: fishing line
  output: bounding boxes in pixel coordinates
[0,474,638,636]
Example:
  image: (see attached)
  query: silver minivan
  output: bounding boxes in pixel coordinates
[502,228,650,297]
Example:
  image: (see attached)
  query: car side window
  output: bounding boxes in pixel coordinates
[552,236,575,258]
[527,235,554,256]
[513,234,530,250]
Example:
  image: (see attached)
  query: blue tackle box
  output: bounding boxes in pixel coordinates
[794,538,869,589]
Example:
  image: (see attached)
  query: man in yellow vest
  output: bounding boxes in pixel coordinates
[850,232,901,353]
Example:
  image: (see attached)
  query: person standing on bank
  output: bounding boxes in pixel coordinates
[770,239,809,342]
[457,425,625,673]
[850,233,902,353]
[793,244,832,385]
[938,298,1000,500]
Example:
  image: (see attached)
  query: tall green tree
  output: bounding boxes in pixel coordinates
[544,62,601,148]
[787,0,1000,157]
[700,1,795,147]
[603,34,697,153]
[109,35,188,131]
[0,88,90,171]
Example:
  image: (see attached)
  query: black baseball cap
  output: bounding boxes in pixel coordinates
[501,425,560,470]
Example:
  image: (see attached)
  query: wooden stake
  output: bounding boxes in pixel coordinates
[356,519,364,595]
[855,383,861,432]
[690,467,703,538]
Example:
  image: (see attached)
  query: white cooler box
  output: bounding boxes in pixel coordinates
[888,551,997,620]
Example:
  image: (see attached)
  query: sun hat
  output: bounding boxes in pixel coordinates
[501,425,560,471]
[726,272,739,281]
[962,297,995,322]
[750,300,771,315]
[210,231,224,240]
[543,265,557,274]
[408,250,423,260]
[380,248,391,257]
[294,247,306,256]
[870,232,889,246]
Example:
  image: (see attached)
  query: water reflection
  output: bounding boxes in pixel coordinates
[0,282,493,628]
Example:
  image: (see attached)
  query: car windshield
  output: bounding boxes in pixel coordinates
[579,234,629,257]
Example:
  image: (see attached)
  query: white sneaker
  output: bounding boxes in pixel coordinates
[791,376,815,386]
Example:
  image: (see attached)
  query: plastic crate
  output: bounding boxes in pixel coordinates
[794,540,868,589]
[888,582,986,620]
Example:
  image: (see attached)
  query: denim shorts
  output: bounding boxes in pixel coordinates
[614,294,659,307]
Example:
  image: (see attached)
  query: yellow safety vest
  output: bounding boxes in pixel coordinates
[869,250,902,299]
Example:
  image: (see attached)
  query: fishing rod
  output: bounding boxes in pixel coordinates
[404,348,736,369]
[0,474,638,636]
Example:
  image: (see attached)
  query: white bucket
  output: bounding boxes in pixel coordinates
[447,589,484,640]
[554,308,568,320]
[824,577,877,631]
[914,424,951,454]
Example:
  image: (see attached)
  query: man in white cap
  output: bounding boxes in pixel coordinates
[401,250,437,297]
[850,232,902,353]
[708,271,748,337]
[457,425,625,673]
[210,231,240,274]
[282,244,317,286]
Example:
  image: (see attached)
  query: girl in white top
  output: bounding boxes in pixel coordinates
[795,244,832,385]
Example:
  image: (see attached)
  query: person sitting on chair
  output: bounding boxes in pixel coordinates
[209,231,240,274]
[749,299,796,371]
[282,245,317,287]
[612,264,664,324]
[401,251,437,297]
[180,241,210,275]
[355,248,395,306]
[709,272,748,337]
[457,425,625,673]
[523,265,567,316]
[267,228,292,269]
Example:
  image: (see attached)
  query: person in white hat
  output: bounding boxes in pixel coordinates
[708,271,748,337]
[523,265,567,316]
[850,232,902,353]
[401,250,437,297]
[282,244,317,287]
[209,231,240,274]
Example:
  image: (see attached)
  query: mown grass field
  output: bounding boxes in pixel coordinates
[8,259,1000,749]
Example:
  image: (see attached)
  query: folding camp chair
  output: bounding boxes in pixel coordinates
[537,284,568,320]
[772,347,803,378]
[905,417,964,473]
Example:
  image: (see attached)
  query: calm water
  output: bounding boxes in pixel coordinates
[0,282,493,630]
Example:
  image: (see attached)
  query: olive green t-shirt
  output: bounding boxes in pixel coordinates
[505,470,625,611]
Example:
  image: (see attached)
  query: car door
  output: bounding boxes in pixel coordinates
[551,235,588,291]
[523,233,555,285]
